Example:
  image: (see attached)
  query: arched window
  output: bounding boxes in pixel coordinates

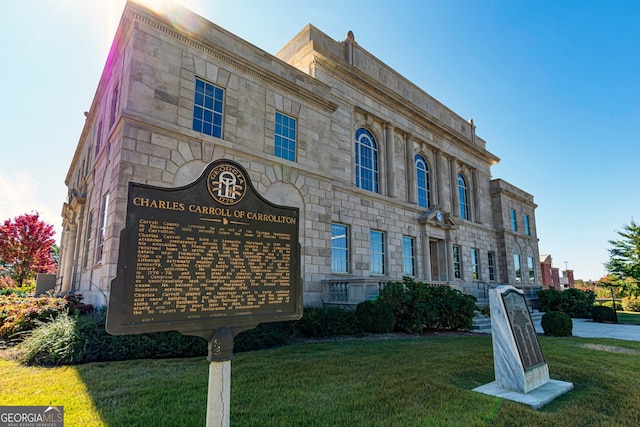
[415,154,431,208]
[458,173,469,220]
[355,128,378,193]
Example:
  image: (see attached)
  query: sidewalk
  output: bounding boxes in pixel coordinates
[533,317,640,341]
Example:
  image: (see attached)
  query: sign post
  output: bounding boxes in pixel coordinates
[106,159,302,425]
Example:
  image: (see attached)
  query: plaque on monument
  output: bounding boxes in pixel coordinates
[473,285,573,409]
[502,288,545,370]
[106,159,302,337]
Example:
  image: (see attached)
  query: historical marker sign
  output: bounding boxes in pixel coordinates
[501,289,545,370]
[106,159,302,336]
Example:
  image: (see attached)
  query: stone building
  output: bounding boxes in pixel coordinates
[58,1,542,308]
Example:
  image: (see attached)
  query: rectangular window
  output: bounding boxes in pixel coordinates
[514,253,522,282]
[453,245,461,279]
[510,209,517,232]
[83,212,93,269]
[95,120,103,157]
[193,78,224,138]
[402,236,415,276]
[527,256,535,281]
[471,248,480,280]
[524,214,531,236]
[274,112,296,161]
[370,230,385,275]
[110,83,119,128]
[97,194,109,263]
[488,251,496,281]
[331,224,349,273]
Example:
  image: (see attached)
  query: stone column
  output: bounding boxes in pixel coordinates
[435,150,445,210]
[449,157,459,217]
[446,238,454,282]
[422,233,431,281]
[385,124,395,198]
[61,223,78,294]
[405,134,416,204]
[472,169,481,223]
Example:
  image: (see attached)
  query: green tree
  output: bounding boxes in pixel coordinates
[604,220,640,296]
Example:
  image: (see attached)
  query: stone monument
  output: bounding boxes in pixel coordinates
[473,285,573,409]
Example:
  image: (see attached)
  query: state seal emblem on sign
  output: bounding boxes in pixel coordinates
[207,163,247,205]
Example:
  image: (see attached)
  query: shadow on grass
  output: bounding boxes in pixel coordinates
[72,335,640,426]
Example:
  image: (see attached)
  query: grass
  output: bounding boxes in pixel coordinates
[2,335,640,426]
[617,311,640,325]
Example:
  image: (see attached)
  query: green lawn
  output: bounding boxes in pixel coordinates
[2,335,640,426]
[617,311,640,325]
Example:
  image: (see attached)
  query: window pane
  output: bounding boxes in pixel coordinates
[415,155,430,208]
[488,252,496,281]
[331,224,348,273]
[355,128,378,193]
[403,236,415,276]
[192,78,224,138]
[453,245,461,279]
[370,231,384,275]
[458,174,469,220]
[514,254,521,282]
[274,112,296,161]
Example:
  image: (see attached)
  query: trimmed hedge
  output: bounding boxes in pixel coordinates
[355,300,396,333]
[591,305,617,323]
[541,311,572,337]
[378,277,477,333]
[538,288,595,318]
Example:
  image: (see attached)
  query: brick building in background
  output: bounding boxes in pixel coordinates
[540,254,574,290]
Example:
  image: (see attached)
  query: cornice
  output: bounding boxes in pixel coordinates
[129,11,338,113]
[311,56,500,166]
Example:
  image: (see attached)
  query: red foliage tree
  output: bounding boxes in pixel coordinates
[0,212,57,285]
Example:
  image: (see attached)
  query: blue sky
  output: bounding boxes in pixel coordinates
[1,0,638,281]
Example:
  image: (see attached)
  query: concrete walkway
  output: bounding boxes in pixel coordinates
[533,317,640,341]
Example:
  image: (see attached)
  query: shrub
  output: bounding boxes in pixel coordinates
[591,305,617,323]
[599,300,622,311]
[378,277,477,333]
[294,305,362,338]
[538,288,595,318]
[541,311,572,337]
[234,322,294,352]
[17,313,84,365]
[622,296,640,312]
[355,300,396,333]
[16,310,208,366]
[0,295,68,339]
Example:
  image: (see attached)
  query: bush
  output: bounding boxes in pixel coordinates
[622,296,640,312]
[295,305,362,338]
[541,311,572,337]
[355,300,396,333]
[599,300,622,311]
[538,288,595,318]
[234,322,294,352]
[16,310,208,366]
[17,313,84,365]
[0,295,68,339]
[591,305,617,323]
[378,277,477,333]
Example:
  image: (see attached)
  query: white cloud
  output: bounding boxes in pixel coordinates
[0,172,64,244]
